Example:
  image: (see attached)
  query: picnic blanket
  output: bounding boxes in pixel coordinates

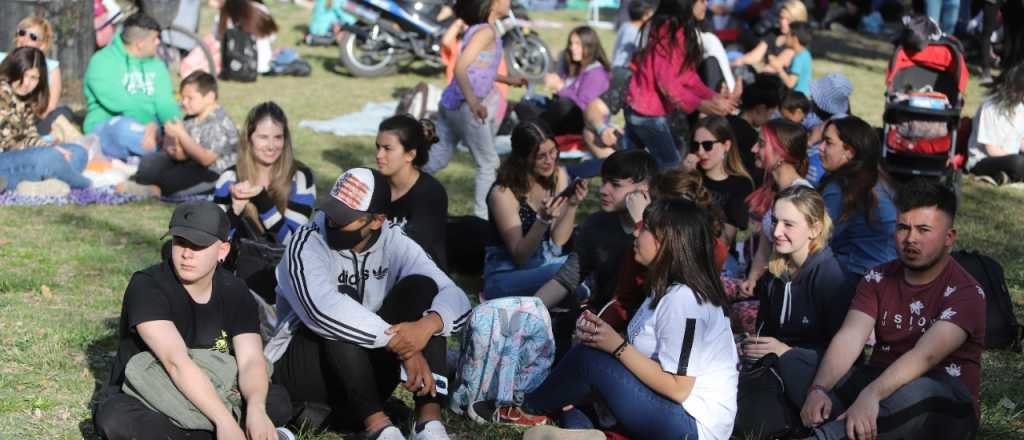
[0,186,142,206]
[298,101,399,137]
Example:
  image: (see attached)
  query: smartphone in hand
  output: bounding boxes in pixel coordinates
[557,177,584,200]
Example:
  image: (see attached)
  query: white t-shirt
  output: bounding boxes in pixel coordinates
[967,99,1024,169]
[626,284,739,440]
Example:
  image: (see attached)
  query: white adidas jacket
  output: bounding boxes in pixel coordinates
[264,211,471,362]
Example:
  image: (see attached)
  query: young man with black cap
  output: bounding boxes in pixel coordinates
[265,168,472,440]
[94,201,293,440]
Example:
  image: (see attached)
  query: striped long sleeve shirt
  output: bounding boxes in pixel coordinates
[213,164,316,244]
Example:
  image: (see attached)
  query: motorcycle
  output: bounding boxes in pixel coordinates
[336,0,553,80]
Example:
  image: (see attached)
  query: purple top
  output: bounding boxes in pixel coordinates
[556,62,610,111]
[441,24,503,110]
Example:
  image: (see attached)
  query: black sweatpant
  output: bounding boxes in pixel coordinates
[271,275,447,431]
[134,152,220,196]
[777,348,978,440]
[971,154,1024,183]
[515,96,585,136]
[93,384,292,440]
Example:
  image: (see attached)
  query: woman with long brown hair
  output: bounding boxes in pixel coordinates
[0,46,90,194]
[517,26,611,136]
[474,199,738,440]
[213,101,315,244]
[1,16,73,135]
[483,120,587,299]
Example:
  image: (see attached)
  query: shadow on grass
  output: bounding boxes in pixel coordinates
[810,29,894,74]
[78,318,119,440]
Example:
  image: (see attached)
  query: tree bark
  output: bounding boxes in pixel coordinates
[0,0,95,108]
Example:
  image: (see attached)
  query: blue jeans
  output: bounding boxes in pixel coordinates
[925,0,960,34]
[523,345,699,440]
[483,240,566,299]
[0,144,90,190]
[93,116,150,160]
[623,108,681,169]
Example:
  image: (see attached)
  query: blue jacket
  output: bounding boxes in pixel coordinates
[756,246,851,354]
[821,179,898,276]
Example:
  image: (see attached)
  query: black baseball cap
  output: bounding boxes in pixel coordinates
[164,201,230,247]
[317,168,391,227]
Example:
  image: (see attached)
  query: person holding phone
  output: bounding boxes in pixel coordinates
[483,120,588,299]
[473,199,738,440]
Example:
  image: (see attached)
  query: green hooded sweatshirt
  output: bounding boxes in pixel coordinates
[83,33,182,133]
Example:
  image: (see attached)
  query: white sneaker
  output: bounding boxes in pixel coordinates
[14,178,70,197]
[377,425,406,440]
[275,427,296,440]
[413,420,451,440]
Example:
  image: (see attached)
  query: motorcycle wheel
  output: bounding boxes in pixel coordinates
[504,32,553,82]
[339,31,398,77]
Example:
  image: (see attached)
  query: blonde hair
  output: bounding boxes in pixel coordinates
[237,102,298,229]
[767,186,832,278]
[14,17,54,54]
[780,0,808,23]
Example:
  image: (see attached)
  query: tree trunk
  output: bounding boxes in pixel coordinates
[0,0,95,108]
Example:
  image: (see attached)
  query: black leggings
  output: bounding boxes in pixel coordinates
[515,96,585,136]
[134,152,219,196]
[272,275,447,430]
[970,154,1024,182]
[94,384,292,440]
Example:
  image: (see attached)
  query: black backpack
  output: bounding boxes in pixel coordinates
[952,250,1022,350]
[733,354,805,439]
[220,28,258,82]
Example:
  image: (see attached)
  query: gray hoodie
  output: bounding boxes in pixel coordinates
[265,211,471,362]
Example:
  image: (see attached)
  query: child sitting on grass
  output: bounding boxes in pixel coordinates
[764,22,813,95]
[132,71,239,197]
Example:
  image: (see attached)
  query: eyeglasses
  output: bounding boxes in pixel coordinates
[693,139,720,152]
[17,29,41,42]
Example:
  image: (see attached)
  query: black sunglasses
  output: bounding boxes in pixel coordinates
[17,29,41,42]
[693,139,720,152]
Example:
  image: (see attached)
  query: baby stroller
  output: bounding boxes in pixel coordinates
[881,20,969,186]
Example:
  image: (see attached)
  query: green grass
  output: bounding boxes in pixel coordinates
[0,3,1021,439]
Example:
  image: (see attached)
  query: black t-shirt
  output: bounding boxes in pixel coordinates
[727,115,763,188]
[576,211,635,309]
[384,172,449,271]
[103,260,259,391]
[703,174,754,230]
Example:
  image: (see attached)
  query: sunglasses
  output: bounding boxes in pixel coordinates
[693,139,720,152]
[17,29,42,42]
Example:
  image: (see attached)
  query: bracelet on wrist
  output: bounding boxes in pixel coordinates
[613,340,629,358]
[809,384,830,396]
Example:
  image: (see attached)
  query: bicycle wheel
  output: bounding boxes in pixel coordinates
[167,24,217,77]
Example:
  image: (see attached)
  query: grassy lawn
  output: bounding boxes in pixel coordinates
[0,3,1021,439]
